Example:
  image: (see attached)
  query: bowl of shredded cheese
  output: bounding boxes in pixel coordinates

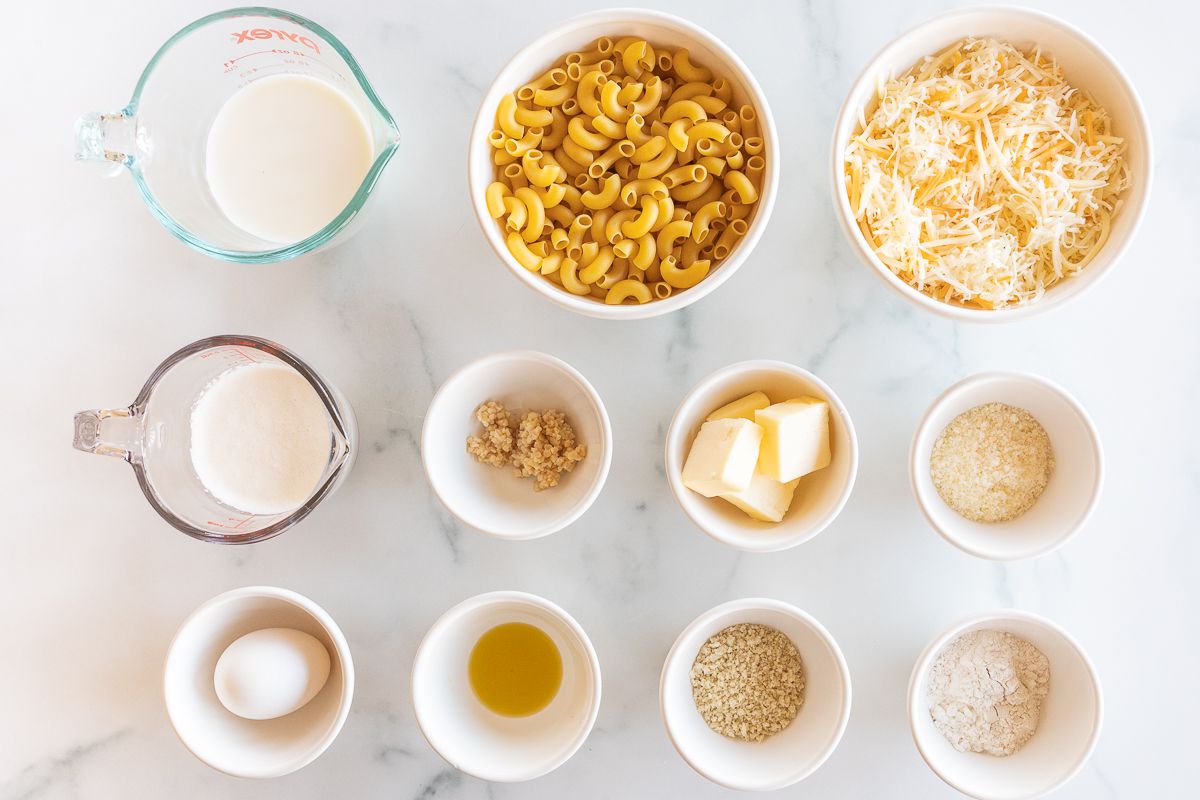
[832,7,1152,320]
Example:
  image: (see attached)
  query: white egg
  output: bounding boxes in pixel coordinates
[214,627,331,720]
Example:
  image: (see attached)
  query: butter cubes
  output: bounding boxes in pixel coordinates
[681,418,763,497]
[706,391,770,422]
[755,398,831,483]
[721,473,801,523]
[680,391,833,524]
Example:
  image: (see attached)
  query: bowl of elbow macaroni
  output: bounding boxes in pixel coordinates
[469,9,779,320]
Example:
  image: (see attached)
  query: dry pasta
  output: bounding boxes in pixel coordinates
[486,36,766,305]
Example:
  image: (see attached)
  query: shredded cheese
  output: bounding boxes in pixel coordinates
[845,38,1129,308]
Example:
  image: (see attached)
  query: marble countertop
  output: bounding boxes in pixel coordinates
[5,0,1196,796]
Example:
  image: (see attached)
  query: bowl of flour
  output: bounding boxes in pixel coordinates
[907,610,1102,800]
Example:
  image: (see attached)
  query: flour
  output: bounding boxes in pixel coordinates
[927,629,1050,756]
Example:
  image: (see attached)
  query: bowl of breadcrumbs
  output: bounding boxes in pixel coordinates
[910,372,1103,561]
[422,351,612,539]
[659,598,851,791]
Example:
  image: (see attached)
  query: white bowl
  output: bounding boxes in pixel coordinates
[664,361,858,552]
[659,598,851,791]
[163,586,354,778]
[469,8,779,320]
[422,350,612,539]
[908,609,1103,800]
[909,371,1102,560]
[411,591,602,782]
[831,6,1153,322]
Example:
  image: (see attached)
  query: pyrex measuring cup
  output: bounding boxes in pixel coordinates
[74,7,399,263]
[73,336,357,544]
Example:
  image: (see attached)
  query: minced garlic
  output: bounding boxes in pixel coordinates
[466,400,586,491]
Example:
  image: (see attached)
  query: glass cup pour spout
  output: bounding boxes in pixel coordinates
[74,7,400,263]
[73,336,358,544]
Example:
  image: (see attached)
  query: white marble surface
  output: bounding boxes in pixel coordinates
[5,0,1197,796]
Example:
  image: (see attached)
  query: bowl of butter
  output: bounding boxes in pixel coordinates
[665,361,858,552]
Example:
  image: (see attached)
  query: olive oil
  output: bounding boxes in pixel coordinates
[468,622,563,717]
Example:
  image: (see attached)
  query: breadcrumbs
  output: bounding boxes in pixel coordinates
[690,623,805,742]
[466,400,586,491]
[930,402,1054,523]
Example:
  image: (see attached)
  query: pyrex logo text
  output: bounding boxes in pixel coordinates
[231,28,320,54]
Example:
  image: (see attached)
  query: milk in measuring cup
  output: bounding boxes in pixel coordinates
[205,74,373,244]
[190,363,331,515]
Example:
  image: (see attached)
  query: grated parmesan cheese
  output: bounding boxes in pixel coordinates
[845,38,1130,308]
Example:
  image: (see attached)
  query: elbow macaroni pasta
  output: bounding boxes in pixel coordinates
[487,35,766,305]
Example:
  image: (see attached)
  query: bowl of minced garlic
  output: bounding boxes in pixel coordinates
[421,350,612,540]
[908,610,1102,800]
[467,401,587,492]
[909,371,1103,561]
[658,598,851,791]
[833,7,1152,321]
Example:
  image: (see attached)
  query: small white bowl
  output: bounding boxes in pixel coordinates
[664,361,858,552]
[659,598,851,791]
[163,586,354,778]
[422,350,612,539]
[908,609,1103,800]
[831,6,1153,322]
[469,8,779,320]
[909,371,1102,560]
[411,591,602,782]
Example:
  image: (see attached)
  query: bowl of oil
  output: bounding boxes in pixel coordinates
[410,591,602,782]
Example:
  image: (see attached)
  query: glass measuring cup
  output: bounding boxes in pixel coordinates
[73,336,357,544]
[74,7,400,263]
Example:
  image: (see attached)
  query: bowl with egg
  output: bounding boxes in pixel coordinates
[469,9,778,319]
[659,598,852,790]
[163,586,354,778]
[411,590,602,782]
[665,360,858,552]
[908,609,1103,799]
[909,371,1102,560]
[832,7,1152,320]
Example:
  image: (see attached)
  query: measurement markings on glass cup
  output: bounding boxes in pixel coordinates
[206,512,284,531]
[220,49,344,85]
[223,48,315,73]
[198,347,259,367]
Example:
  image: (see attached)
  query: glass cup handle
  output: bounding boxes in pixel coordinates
[73,408,141,461]
[74,111,144,173]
